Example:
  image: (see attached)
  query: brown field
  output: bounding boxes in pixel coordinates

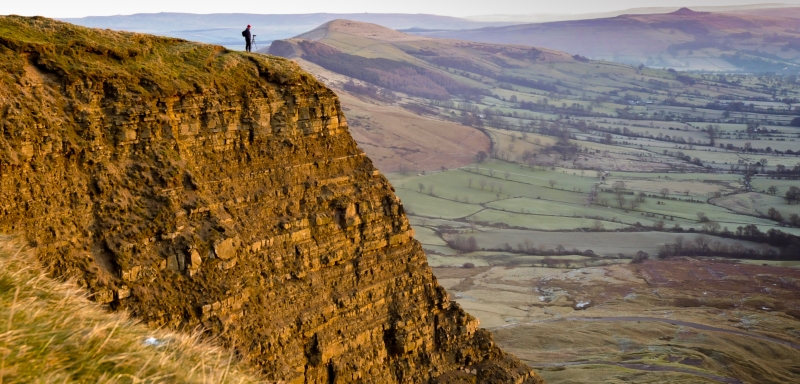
[295,59,490,173]
[433,259,800,383]
[340,92,490,172]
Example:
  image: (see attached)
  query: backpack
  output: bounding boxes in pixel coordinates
[241,30,247,37]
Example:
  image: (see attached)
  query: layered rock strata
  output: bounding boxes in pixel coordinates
[0,16,542,383]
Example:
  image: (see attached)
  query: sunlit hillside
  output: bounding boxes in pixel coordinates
[269,18,800,383]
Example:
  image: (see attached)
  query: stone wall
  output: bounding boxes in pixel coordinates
[0,16,541,383]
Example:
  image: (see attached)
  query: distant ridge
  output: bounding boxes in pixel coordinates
[422,8,800,72]
[466,3,793,23]
[61,12,511,48]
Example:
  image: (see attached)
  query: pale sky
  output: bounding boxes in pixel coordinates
[6,0,800,18]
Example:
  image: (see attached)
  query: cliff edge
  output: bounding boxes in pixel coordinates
[0,16,541,383]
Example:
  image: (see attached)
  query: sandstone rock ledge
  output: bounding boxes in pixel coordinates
[0,16,543,383]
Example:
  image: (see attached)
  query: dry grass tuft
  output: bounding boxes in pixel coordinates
[0,236,260,383]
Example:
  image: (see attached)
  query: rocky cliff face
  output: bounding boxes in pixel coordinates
[0,16,541,383]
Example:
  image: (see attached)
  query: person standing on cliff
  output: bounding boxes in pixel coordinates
[242,25,252,52]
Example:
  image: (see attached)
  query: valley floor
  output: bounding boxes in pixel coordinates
[434,260,800,384]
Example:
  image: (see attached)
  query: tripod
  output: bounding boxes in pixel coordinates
[251,35,258,52]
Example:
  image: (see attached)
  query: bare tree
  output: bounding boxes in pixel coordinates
[767,207,783,222]
[428,185,435,196]
[418,183,425,193]
[710,240,723,254]
[612,181,626,195]
[523,238,535,253]
[629,199,639,210]
[694,235,711,251]
[674,236,685,253]
[504,171,511,180]
[479,179,487,190]
[468,178,473,188]
[616,194,627,208]
[489,181,496,192]
[705,125,719,146]
[660,188,670,198]
[467,236,478,252]
[549,179,557,189]
[702,221,721,233]
[636,192,647,202]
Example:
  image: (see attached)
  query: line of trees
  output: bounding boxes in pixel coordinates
[657,235,799,260]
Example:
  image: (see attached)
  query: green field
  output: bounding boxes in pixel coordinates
[284,20,800,265]
[389,157,800,258]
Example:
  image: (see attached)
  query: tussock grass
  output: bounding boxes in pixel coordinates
[0,237,259,383]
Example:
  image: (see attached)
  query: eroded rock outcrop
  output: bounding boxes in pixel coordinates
[0,16,542,383]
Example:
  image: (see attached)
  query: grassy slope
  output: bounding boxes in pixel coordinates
[0,237,259,383]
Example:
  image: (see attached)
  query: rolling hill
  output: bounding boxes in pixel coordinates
[61,12,508,48]
[424,8,800,72]
[269,19,579,97]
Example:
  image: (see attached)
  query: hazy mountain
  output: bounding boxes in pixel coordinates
[729,6,800,18]
[465,3,795,23]
[60,13,509,49]
[423,8,800,72]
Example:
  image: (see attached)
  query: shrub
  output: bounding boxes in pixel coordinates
[630,251,649,264]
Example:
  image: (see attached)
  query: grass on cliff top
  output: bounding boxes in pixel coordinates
[0,237,259,383]
[0,15,309,95]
